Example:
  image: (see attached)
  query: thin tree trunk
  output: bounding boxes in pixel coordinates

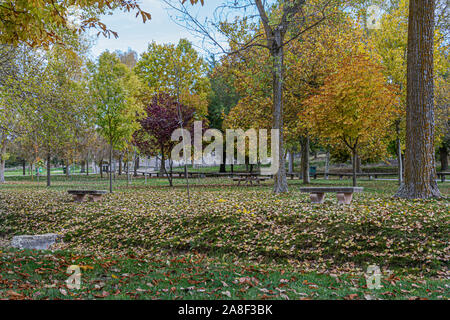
[395,0,440,198]
[160,148,172,187]
[134,153,139,176]
[301,135,310,184]
[325,149,330,180]
[46,153,51,187]
[0,156,5,184]
[352,149,357,187]
[0,138,6,183]
[220,140,226,173]
[160,153,166,174]
[271,29,288,193]
[22,159,26,176]
[65,159,70,178]
[288,151,294,174]
[109,143,113,193]
[127,154,130,185]
[356,154,362,173]
[118,154,122,175]
[439,145,448,171]
[100,160,104,179]
[398,144,403,184]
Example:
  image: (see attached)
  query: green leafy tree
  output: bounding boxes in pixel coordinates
[89,51,142,193]
[134,39,210,119]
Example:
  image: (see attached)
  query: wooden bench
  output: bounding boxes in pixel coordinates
[68,190,108,202]
[233,176,270,186]
[437,172,449,182]
[300,187,363,204]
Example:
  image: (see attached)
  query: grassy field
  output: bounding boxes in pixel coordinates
[0,175,448,300]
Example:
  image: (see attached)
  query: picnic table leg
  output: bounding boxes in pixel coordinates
[310,192,325,203]
[336,192,353,205]
[89,195,103,202]
[73,194,86,202]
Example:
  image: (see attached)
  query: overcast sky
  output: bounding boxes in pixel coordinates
[89,0,225,59]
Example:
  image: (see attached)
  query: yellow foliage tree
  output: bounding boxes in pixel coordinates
[305,53,399,186]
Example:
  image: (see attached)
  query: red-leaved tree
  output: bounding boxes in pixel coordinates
[134,93,195,186]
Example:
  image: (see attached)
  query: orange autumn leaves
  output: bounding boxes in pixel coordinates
[304,53,399,155]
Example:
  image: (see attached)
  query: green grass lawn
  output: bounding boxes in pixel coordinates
[1,248,447,300]
[0,175,448,300]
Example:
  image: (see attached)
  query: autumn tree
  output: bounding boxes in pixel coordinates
[0,45,45,183]
[89,51,142,193]
[305,53,398,186]
[285,15,363,183]
[0,0,204,47]
[170,0,338,193]
[222,12,358,183]
[206,56,239,172]
[435,78,449,171]
[134,93,195,186]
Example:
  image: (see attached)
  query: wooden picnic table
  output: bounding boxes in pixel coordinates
[437,172,449,182]
[232,173,270,186]
[68,190,108,202]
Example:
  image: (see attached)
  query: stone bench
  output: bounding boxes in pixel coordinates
[300,187,363,204]
[68,190,108,202]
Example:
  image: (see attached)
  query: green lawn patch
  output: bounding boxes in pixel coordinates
[0,248,447,300]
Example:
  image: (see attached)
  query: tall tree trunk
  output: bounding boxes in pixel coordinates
[352,149,358,187]
[396,121,403,185]
[0,134,6,183]
[160,153,166,174]
[301,135,310,184]
[86,157,89,176]
[118,154,122,175]
[65,158,70,178]
[0,155,5,184]
[356,154,362,173]
[439,145,448,171]
[395,0,440,198]
[271,29,288,193]
[220,140,227,173]
[134,154,139,176]
[100,160,104,179]
[288,151,294,174]
[127,154,130,185]
[46,153,51,187]
[22,159,26,176]
[325,149,330,180]
[109,143,113,193]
